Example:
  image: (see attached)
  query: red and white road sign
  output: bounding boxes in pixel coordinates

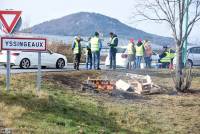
[0,10,22,33]
[1,37,47,51]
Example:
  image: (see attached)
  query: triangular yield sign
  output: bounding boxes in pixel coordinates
[0,10,22,33]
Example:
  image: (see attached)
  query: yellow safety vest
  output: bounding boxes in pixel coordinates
[110,37,117,48]
[169,50,175,59]
[90,36,99,52]
[160,49,175,63]
[73,40,79,54]
[135,45,144,56]
[160,52,171,63]
[127,43,134,54]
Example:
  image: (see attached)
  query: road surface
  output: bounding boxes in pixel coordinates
[0,64,107,74]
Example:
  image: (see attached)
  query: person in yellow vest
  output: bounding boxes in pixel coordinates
[90,32,102,70]
[135,38,145,69]
[72,36,82,70]
[107,32,118,70]
[159,46,175,68]
[127,38,136,70]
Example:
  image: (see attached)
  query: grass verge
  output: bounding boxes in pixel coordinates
[0,70,199,134]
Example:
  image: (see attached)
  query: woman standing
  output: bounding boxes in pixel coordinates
[127,38,136,70]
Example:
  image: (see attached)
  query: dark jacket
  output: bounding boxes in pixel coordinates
[110,34,118,48]
[86,45,92,55]
[136,42,145,52]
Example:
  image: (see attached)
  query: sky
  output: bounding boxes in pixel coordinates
[0,0,200,44]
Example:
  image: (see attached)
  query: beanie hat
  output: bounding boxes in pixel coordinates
[130,38,134,43]
[138,38,142,42]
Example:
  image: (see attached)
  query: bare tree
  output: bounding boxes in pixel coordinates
[134,0,200,92]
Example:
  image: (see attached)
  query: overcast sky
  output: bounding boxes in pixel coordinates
[1,0,200,43]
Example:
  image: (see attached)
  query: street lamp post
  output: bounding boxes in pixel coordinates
[182,0,189,66]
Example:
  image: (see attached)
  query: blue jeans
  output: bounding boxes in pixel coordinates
[144,57,151,68]
[132,60,136,69]
[135,56,142,69]
[86,54,92,70]
[92,51,100,69]
[109,48,117,69]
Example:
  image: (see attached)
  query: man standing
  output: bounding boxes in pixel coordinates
[72,36,82,70]
[108,32,118,70]
[135,38,145,69]
[144,40,152,68]
[85,37,92,70]
[127,38,136,70]
[90,32,101,70]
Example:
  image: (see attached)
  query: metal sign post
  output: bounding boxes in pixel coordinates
[6,50,10,91]
[0,10,46,92]
[37,52,42,91]
[0,10,22,92]
[1,37,46,92]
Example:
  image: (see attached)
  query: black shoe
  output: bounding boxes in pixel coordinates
[97,68,101,70]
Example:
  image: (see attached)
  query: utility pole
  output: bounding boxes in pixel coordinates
[182,0,189,65]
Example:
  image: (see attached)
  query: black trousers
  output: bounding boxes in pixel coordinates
[74,53,81,70]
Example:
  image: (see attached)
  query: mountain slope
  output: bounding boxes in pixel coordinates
[23,12,174,45]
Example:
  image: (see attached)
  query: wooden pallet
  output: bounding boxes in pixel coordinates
[127,73,152,94]
[81,77,115,93]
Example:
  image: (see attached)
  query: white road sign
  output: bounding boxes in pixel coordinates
[1,37,46,51]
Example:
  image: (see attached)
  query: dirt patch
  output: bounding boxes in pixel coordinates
[43,71,101,89]
[42,69,200,100]
[176,89,200,96]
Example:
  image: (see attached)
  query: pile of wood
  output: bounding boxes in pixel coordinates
[81,74,163,95]
[126,73,163,94]
[126,73,152,94]
[81,77,115,93]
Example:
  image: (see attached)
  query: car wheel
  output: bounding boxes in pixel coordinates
[56,58,65,69]
[20,58,31,69]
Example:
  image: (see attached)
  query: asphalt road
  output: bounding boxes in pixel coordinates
[0,64,107,74]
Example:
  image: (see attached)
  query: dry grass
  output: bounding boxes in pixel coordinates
[0,69,199,133]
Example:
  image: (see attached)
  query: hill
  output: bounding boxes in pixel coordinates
[23,12,174,46]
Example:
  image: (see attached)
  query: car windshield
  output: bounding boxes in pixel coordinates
[117,48,126,53]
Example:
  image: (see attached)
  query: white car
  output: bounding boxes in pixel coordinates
[173,46,200,67]
[186,46,200,66]
[105,47,160,68]
[105,47,128,68]
[0,50,67,69]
